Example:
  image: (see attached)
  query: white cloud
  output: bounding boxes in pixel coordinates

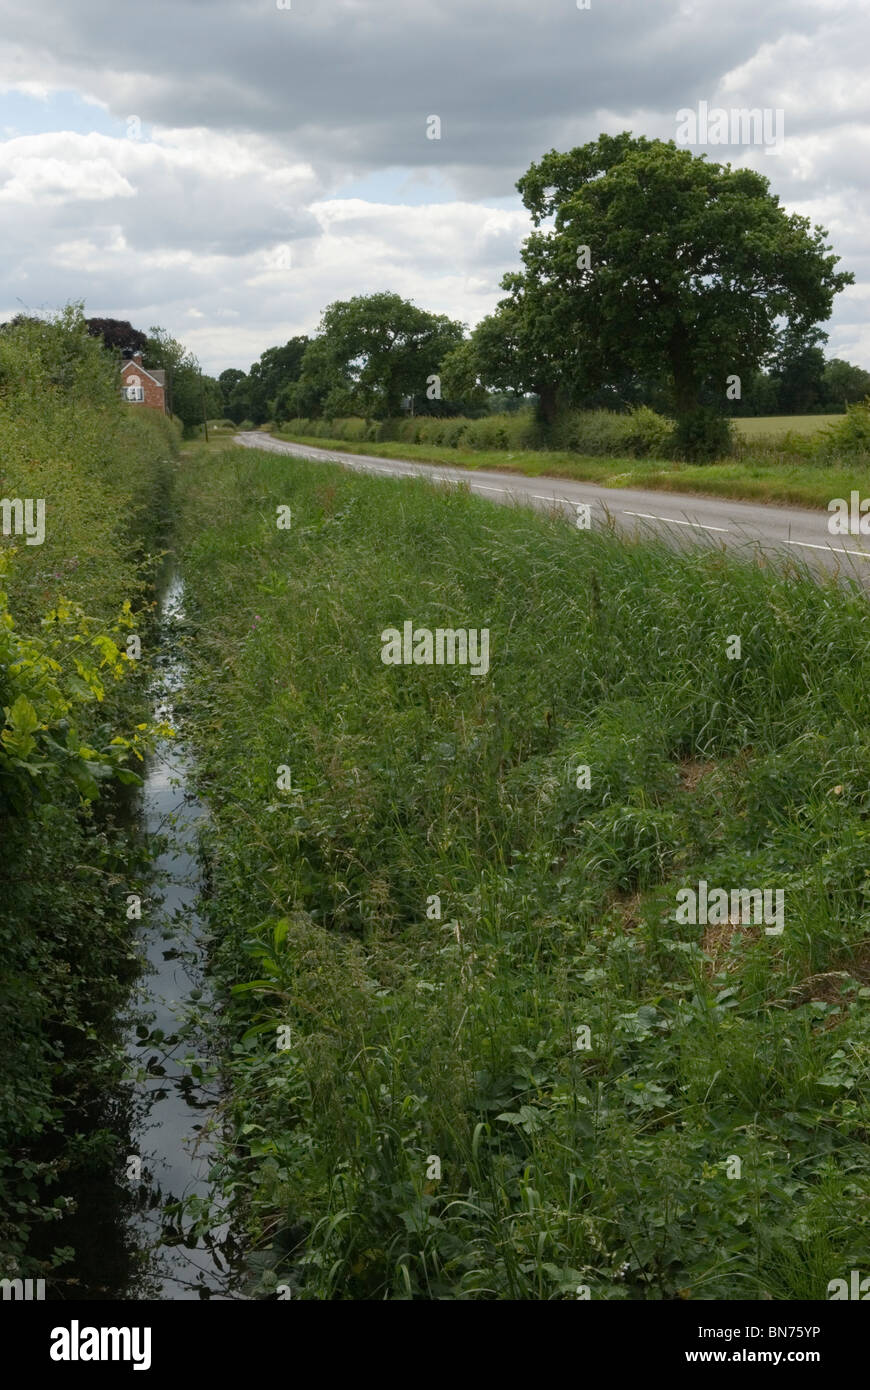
[0,143,135,203]
[0,0,866,371]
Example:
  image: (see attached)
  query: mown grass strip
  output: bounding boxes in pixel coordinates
[270,427,870,510]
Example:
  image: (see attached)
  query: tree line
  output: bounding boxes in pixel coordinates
[216,135,862,440]
[61,133,867,440]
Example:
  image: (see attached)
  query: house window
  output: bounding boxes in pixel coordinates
[124,375,144,402]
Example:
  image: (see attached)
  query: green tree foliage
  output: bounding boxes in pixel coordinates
[0,573,145,813]
[0,304,120,409]
[213,136,863,436]
[0,304,178,1277]
[440,314,528,412]
[727,349,870,417]
[293,293,464,420]
[488,134,852,430]
[143,326,209,434]
[822,357,870,409]
[729,367,781,417]
[767,325,827,415]
[250,336,309,424]
[219,339,310,426]
[219,368,249,424]
[203,374,223,422]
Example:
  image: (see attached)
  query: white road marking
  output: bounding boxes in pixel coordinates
[241,439,870,567]
[621,508,728,533]
[785,540,870,559]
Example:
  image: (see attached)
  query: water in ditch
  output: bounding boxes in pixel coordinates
[48,561,245,1300]
[111,561,244,1300]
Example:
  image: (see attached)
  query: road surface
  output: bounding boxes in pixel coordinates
[234,432,870,585]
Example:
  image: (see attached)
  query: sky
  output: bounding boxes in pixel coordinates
[0,0,867,376]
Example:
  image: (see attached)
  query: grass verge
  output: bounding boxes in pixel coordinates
[270,428,870,510]
[180,440,870,1300]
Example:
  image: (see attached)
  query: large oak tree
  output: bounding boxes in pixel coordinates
[470,134,853,423]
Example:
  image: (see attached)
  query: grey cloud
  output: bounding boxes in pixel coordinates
[0,0,833,190]
[1,0,867,370]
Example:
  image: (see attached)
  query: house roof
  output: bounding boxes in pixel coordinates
[120,359,166,389]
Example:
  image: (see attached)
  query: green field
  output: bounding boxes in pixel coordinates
[733,415,843,439]
[177,439,870,1300]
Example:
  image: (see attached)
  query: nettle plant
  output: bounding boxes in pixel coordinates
[0,552,154,813]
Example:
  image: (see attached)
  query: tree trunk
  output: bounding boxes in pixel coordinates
[536,384,559,426]
[670,338,699,416]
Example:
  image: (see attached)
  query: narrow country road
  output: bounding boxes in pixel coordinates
[234,432,870,586]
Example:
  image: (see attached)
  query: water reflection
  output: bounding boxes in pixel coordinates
[118,566,242,1300]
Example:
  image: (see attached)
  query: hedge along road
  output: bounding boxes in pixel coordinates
[234,431,870,587]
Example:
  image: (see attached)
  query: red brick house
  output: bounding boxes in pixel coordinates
[120,353,167,413]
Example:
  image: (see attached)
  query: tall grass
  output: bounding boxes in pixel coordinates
[180,443,870,1300]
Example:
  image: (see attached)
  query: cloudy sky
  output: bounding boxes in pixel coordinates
[1,0,867,375]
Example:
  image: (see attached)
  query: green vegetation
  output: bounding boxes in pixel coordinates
[217,142,862,452]
[141,325,221,436]
[219,337,310,427]
[210,140,865,467]
[0,307,179,1280]
[215,135,859,457]
[276,295,463,423]
[208,134,861,467]
[734,415,843,439]
[441,134,852,454]
[179,439,870,1300]
[272,413,870,509]
[2,130,868,1302]
[275,404,673,457]
[83,315,222,437]
[453,135,850,432]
